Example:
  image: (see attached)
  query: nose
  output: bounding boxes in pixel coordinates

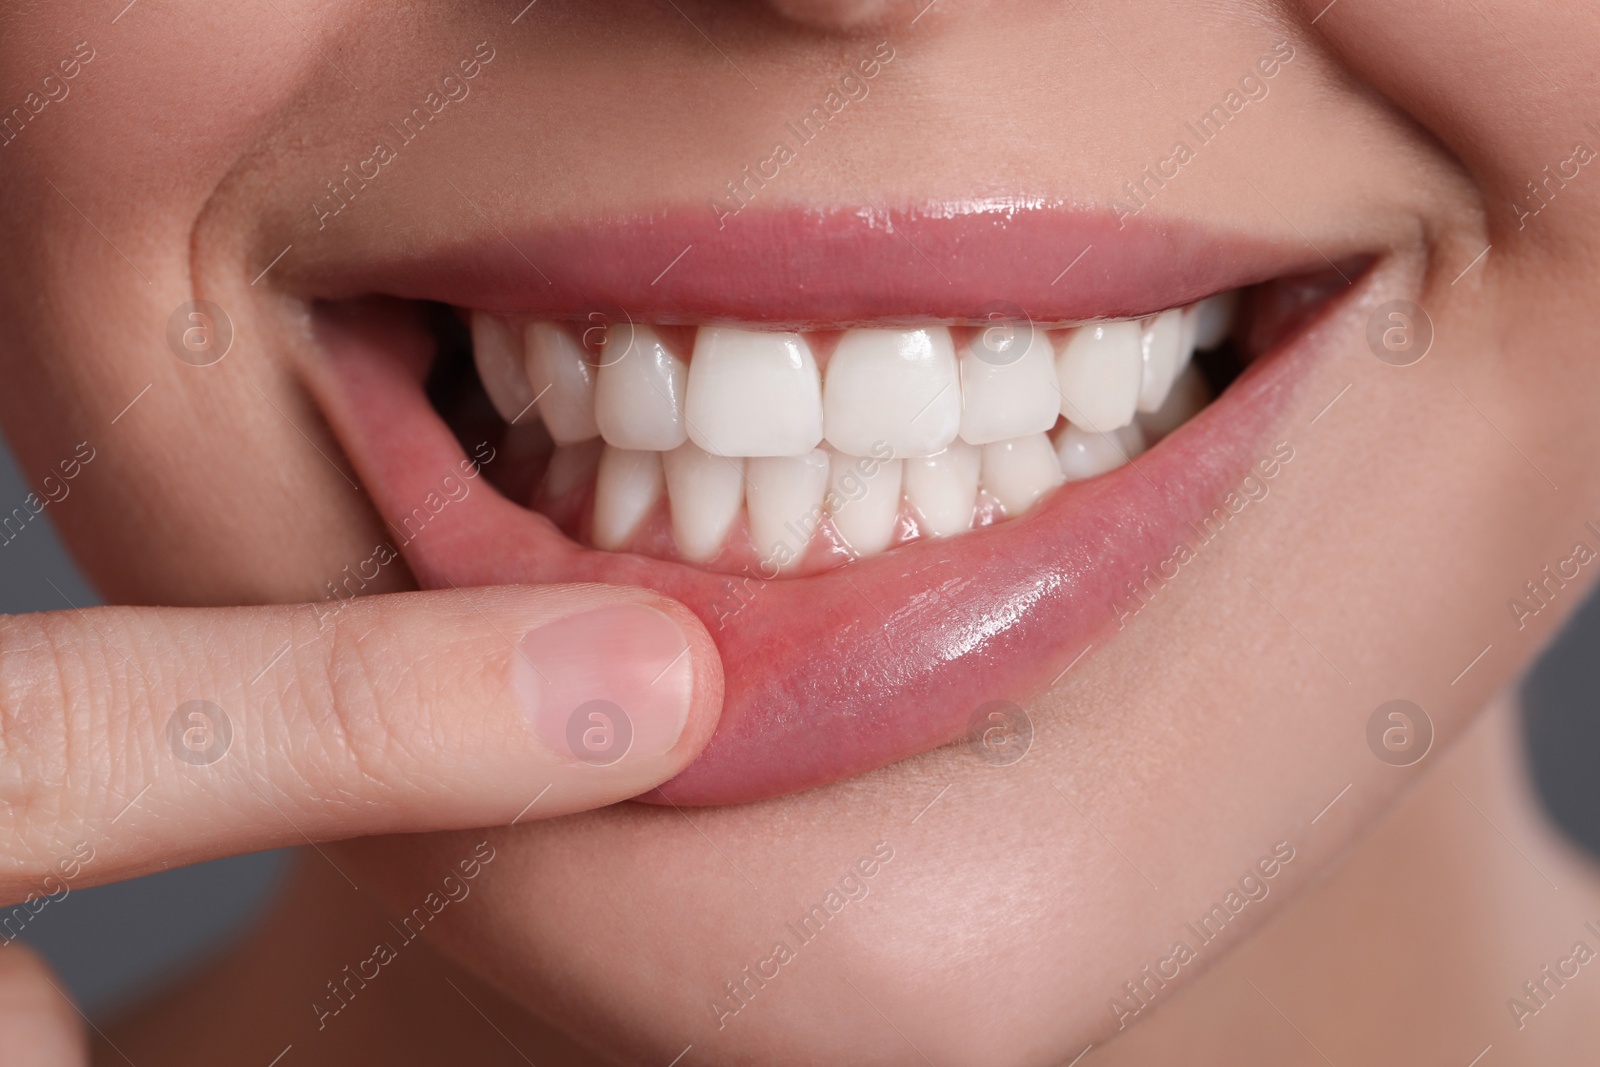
[759,0,927,30]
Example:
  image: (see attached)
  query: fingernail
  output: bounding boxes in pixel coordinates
[516,604,696,766]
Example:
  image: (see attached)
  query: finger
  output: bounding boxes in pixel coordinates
[0,943,87,1067]
[0,585,722,901]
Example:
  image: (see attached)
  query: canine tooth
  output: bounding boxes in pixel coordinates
[1136,308,1189,414]
[1139,363,1213,441]
[1055,321,1142,432]
[826,450,904,557]
[592,447,663,551]
[470,312,538,424]
[980,433,1064,516]
[825,327,960,457]
[596,324,687,451]
[662,442,744,562]
[958,325,1061,444]
[746,450,829,572]
[1054,422,1147,481]
[685,328,822,457]
[904,440,980,538]
[1188,291,1238,350]
[526,322,600,444]
[541,439,604,501]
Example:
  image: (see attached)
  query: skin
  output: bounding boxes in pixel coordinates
[1091,694,1600,1067]
[0,0,1597,1063]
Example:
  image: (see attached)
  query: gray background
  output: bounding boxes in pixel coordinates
[1,435,1596,1022]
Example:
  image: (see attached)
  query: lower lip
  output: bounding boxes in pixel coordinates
[309,302,1311,806]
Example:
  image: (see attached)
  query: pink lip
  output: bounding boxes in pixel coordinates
[299,204,1331,805]
[295,200,1306,328]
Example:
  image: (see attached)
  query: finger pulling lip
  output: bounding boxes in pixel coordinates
[298,203,1350,806]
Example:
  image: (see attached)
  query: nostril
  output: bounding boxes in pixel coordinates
[758,0,911,31]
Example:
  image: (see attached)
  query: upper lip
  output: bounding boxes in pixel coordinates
[294,201,1363,805]
[284,200,1327,329]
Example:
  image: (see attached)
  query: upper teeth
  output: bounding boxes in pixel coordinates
[1055,319,1144,432]
[957,324,1061,444]
[467,291,1235,568]
[596,325,688,451]
[824,327,962,457]
[470,311,538,424]
[685,327,823,457]
[1136,307,1189,415]
[526,321,600,445]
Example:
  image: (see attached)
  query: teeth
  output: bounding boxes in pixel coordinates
[980,433,1065,517]
[662,442,744,562]
[471,312,538,424]
[596,324,688,451]
[591,446,664,551]
[1139,363,1212,441]
[904,440,980,538]
[1054,321,1143,432]
[1054,422,1147,481]
[958,324,1061,445]
[825,328,960,457]
[526,322,600,444]
[686,328,823,457]
[1187,291,1238,351]
[1136,308,1191,414]
[487,292,1235,565]
[826,449,904,557]
[541,439,604,501]
[746,451,830,572]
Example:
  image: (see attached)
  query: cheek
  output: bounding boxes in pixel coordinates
[0,3,397,606]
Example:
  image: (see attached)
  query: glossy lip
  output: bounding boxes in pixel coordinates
[299,203,1345,806]
[289,200,1313,329]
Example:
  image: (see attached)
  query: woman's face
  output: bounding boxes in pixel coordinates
[4,0,1599,1060]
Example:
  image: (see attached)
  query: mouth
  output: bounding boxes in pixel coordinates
[301,202,1366,806]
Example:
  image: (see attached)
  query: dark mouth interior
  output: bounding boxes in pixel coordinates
[423,305,548,512]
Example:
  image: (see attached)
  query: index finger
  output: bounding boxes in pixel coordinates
[0,585,722,904]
